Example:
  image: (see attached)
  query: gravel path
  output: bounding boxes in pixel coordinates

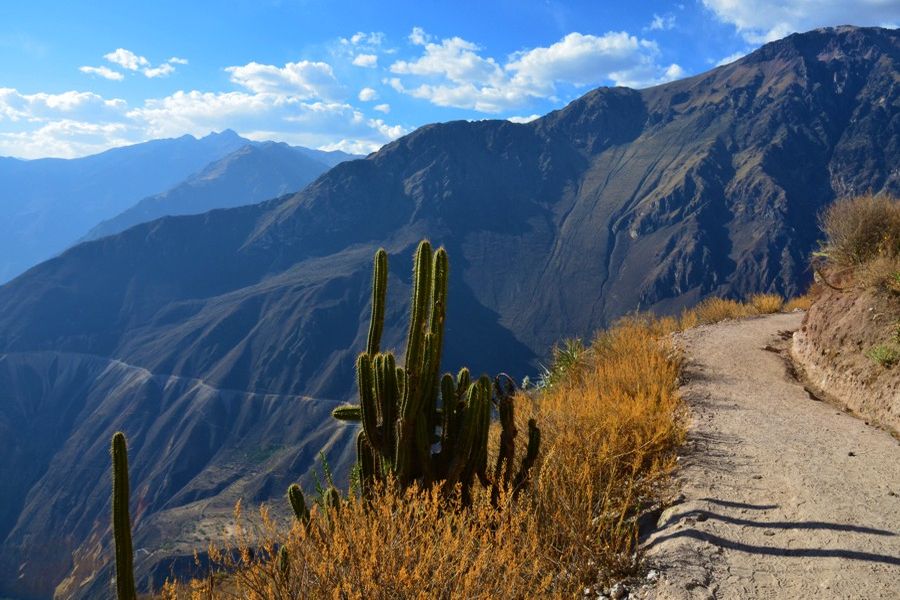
[641,312,900,600]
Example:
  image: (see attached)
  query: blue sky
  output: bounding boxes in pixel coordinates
[1,0,898,158]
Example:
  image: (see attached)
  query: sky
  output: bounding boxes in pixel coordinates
[0,0,898,159]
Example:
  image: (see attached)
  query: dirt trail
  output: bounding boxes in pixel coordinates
[642,312,900,600]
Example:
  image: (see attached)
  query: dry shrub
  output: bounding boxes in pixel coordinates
[693,297,753,323]
[783,294,814,312]
[819,194,900,267]
[858,255,900,294]
[168,318,685,599]
[748,293,784,314]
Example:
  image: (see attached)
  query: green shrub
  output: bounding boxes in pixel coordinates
[866,344,900,368]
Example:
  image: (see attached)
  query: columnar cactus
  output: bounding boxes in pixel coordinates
[287,483,310,525]
[332,241,540,504]
[111,431,137,600]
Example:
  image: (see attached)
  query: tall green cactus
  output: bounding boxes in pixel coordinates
[332,241,540,504]
[110,431,137,600]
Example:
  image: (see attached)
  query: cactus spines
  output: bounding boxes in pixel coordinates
[111,431,137,600]
[287,483,310,525]
[331,241,540,505]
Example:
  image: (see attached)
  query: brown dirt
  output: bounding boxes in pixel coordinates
[639,313,900,600]
[791,282,900,435]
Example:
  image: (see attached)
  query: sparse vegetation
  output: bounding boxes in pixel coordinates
[866,344,900,368]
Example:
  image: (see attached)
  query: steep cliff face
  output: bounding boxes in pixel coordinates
[0,26,897,599]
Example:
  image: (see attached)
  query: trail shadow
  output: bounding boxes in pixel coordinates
[646,528,900,566]
[699,498,778,510]
[661,508,897,537]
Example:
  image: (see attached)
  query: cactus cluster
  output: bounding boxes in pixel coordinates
[328,240,540,505]
[111,431,137,600]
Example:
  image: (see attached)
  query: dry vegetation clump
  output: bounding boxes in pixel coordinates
[818,194,900,269]
[693,297,754,323]
[162,319,685,599]
[749,293,784,314]
[783,294,814,312]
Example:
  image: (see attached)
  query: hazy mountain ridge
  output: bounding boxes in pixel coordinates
[0,131,356,282]
[0,130,250,282]
[0,26,897,599]
[83,142,355,241]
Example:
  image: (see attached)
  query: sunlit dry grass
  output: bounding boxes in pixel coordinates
[748,293,784,314]
[693,297,754,323]
[783,294,814,312]
[161,318,685,599]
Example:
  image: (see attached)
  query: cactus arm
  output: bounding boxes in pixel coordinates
[366,249,388,356]
[331,405,362,421]
[111,431,137,600]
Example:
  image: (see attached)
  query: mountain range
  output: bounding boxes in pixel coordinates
[0,25,897,599]
[0,131,354,282]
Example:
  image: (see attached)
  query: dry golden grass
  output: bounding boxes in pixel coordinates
[748,293,784,314]
[784,294,814,312]
[163,319,685,599]
[693,297,754,323]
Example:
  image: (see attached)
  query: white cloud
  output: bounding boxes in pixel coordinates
[358,87,379,101]
[226,60,344,99]
[507,114,541,124]
[0,88,126,122]
[79,65,125,81]
[104,48,149,71]
[409,27,430,46]
[702,0,900,43]
[0,119,133,158]
[143,63,175,78]
[352,53,378,68]
[373,103,390,113]
[648,13,676,30]
[96,49,185,78]
[128,90,405,153]
[716,50,749,66]
[388,29,685,112]
[343,31,385,47]
[392,36,504,86]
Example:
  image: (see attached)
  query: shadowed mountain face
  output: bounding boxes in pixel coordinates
[0,26,897,599]
[82,142,353,241]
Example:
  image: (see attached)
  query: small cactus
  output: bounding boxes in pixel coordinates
[111,431,137,600]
